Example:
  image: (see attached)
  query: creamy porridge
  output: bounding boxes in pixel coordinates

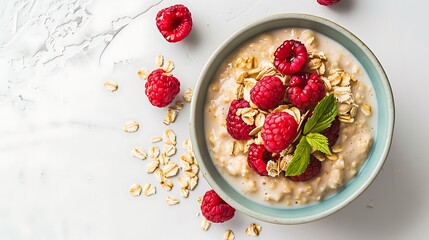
[205,28,376,206]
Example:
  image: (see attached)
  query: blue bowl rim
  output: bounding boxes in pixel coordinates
[190,13,395,224]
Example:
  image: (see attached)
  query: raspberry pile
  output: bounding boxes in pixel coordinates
[226,99,254,140]
[274,40,308,75]
[262,112,298,153]
[287,73,326,110]
[250,75,285,110]
[288,156,322,182]
[145,69,180,107]
[317,0,341,6]
[224,39,341,182]
[247,144,272,176]
[322,118,341,147]
[201,190,236,223]
[156,4,193,43]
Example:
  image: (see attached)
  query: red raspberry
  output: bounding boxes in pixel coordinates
[322,118,341,147]
[156,4,193,43]
[247,144,274,176]
[262,112,298,153]
[288,156,322,182]
[274,40,308,75]
[226,100,254,140]
[287,73,326,110]
[145,69,180,107]
[201,190,235,223]
[317,0,341,6]
[250,75,285,110]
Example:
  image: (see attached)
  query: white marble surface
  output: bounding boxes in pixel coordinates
[0,0,427,239]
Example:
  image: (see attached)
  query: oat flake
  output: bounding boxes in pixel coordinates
[137,69,150,79]
[166,196,180,206]
[223,230,235,240]
[104,81,118,92]
[143,183,156,196]
[123,121,139,133]
[131,147,147,160]
[129,183,142,197]
[245,223,262,237]
[201,218,211,231]
[182,88,193,102]
[156,54,164,67]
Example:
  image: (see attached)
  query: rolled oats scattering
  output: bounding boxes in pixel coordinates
[180,188,189,198]
[200,218,211,231]
[163,129,177,145]
[123,121,139,133]
[223,230,235,240]
[245,223,262,237]
[104,80,118,92]
[156,54,164,67]
[164,60,175,73]
[162,162,179,178]
[182,88,193,102]
[146,159,160,173]
[165,196,180,206]
[129,183,142,197]
[163,108,179,125]
[131,147,147,160]
[151,136,163,143]
[149,146,161,159]
[161,178,174,191]
[177,177,189,189]
[137,68,150,79]
[143,183,156,196]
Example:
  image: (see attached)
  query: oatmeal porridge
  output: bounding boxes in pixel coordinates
[205,28,376,206]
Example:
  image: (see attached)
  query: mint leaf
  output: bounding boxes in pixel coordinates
[285,136,312,176]
[303,93,338,134]
[306,133,331,155]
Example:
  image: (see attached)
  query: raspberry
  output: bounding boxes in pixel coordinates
[247,144,275,176]
[262,112,298,153]
[145,69,180,107]
[287,73,326,110]
[156,4,193,43]
[317,0,341,6]
[322,118,341,147]
[201,190,235,223]
[250,75,285,110]
[288,156,322,182]
[274,40,308,75]
[226,99,254,140]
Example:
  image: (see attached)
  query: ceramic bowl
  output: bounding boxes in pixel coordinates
[190,13,394,224]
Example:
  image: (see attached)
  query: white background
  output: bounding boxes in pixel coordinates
[0,0,426,239]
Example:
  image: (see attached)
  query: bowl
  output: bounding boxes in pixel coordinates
[190,13,394,224]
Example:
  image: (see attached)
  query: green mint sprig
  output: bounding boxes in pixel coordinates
[285,94,338,176]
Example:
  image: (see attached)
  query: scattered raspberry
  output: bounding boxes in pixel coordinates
[247,144,274,176]
[250,75,285,110]
[262,112,298,153]
[155,4,193,43]
[288,156,322,182]
[201,190,235,223]
[322,118,341,147]
[226,99,254,140]
[287,73,326,110]
[274,40,308,75]
[145,69,180,107]
[317,0,341,6]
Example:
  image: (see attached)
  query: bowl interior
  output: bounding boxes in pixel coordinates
[190,14,394,224]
